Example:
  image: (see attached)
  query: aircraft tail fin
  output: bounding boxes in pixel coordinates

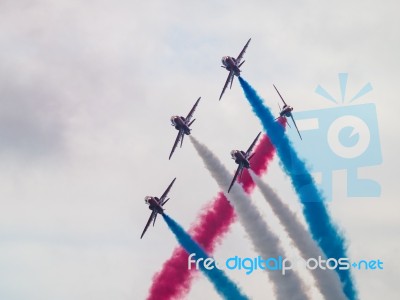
[239,167,244,179]
[152,213,158,226]
[162,198,169,206]
[238,60,245,68]
[188,119,196,127]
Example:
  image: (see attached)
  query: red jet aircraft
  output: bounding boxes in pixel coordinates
[140,177,176,239]
[169,97,201,160]
[219,38,251,100]
[228,132,261,193]
[273,84,302,140]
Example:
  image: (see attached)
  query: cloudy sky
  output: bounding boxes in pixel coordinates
[0,0,399,299]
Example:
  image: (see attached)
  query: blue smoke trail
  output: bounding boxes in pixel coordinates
[238,77,357,300]
[162,214,248,300]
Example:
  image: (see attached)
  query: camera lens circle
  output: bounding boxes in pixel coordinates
[327,115,370,159]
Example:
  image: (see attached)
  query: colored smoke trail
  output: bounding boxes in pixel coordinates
[147,133,278,300]
[190,136,309,300]
[161,214,249,300]
[238,76,357,300]
[249,171,346,300]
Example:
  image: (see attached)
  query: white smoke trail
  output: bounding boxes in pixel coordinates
[190,136,310,300]
[249,171,347,300]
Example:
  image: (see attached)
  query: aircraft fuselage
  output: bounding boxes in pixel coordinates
[171,116,191,135]
[280,105,293,118]
[222,56,241,76]
[231,150,250,168]
[145,196,164,214]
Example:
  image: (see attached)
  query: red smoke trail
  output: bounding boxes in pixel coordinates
[147,122,284,300]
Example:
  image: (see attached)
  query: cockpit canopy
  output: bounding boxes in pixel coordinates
[170,116,178,125]
[222,56,229,65]
[230,150,237,159]
[144,196,152,204]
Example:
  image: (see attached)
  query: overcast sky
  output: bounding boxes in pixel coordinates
[0,0,399,299]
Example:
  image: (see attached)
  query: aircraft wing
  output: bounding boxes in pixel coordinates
[235,38,251,64]
[219,70,234,100]
[185,97,201,123]
[245,132,262,156]
[140,210,156,239]
[169,130,183,160]
[228,164,242,193]
[290,114,302,140]
[273,84,288,106]
[160,177,176,202]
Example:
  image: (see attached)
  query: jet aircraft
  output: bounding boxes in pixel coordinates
[140,178,176,239]
[169,97,201,160]
[219,38,251,100]
[228,132,261,193]
[273,84,302,140]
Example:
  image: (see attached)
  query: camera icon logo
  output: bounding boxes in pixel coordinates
[327,115,371,159]
[287,73,382,201]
